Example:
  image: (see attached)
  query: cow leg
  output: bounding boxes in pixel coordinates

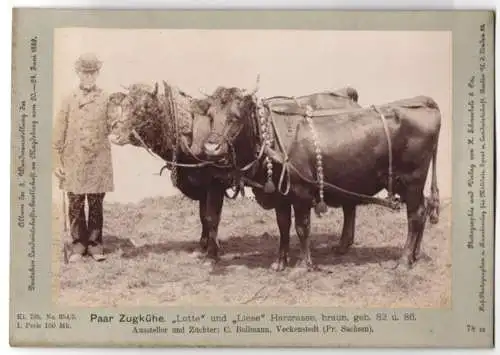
[414,197,429,260]
[204,185,225,263]
[198,193,209,253]
[293,203,316,271]
[428,144,440,224]
[271,202,292,272]
[428,185,440,224]
[334,203,356,255]
[399,187,427,269]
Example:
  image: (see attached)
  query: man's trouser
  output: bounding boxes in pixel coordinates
[67,192,105,256]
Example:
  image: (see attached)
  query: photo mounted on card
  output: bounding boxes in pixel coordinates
[10,9,495,347]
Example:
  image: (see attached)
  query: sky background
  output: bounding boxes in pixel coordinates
[52,28,452,204]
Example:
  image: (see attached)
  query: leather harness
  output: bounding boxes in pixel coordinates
[255,98,401,212]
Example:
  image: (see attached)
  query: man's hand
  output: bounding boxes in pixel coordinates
[54,166,65,182]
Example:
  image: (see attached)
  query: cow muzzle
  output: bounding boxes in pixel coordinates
[203,140,229,162]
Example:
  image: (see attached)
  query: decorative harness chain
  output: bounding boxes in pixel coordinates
[256,97,276,194]
[303,105,328,215]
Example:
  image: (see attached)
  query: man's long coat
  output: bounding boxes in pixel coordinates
[52,87,114,194]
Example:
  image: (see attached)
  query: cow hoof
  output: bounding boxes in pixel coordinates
[199,238,209,252]
[429,215,439,224]
[383,257,413,271]
[392,256,414,270]
[402,262,414,271]
[270,259,287,272]
[309,264,320,272]
[384,260,399,270]
[332,244,351,255]
[296,260,317,272]
[202,258,219,268]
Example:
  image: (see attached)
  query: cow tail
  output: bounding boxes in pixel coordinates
[428,141,440,224]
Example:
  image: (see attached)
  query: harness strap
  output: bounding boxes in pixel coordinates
[263,91,353,105]
[132,129,157,159]
[270,106,367,118]
[131,128,220,174]
[163,84,180,187]
[371,105,396,201]
[239,143,266,172]
[265,105,291,195]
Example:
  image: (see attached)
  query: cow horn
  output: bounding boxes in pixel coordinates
[152,82,159,97]
[163,80,172,98]
[249,74,260,95]
[120,84,130,91]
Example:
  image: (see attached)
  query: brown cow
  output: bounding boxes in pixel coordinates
[193,85,364,269]
[196,83,441,270]
[108,82,233,263]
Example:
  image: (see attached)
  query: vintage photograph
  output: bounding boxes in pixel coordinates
[51,28,452,308]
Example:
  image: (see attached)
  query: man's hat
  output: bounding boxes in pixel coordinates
[75,53,102,73]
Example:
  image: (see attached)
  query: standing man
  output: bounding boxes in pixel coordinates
[53,53,114,262]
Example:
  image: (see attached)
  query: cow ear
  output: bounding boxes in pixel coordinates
[346,87,359,103]
[191,99,211,115]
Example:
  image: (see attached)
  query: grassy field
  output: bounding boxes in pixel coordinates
[52,194,451,308]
